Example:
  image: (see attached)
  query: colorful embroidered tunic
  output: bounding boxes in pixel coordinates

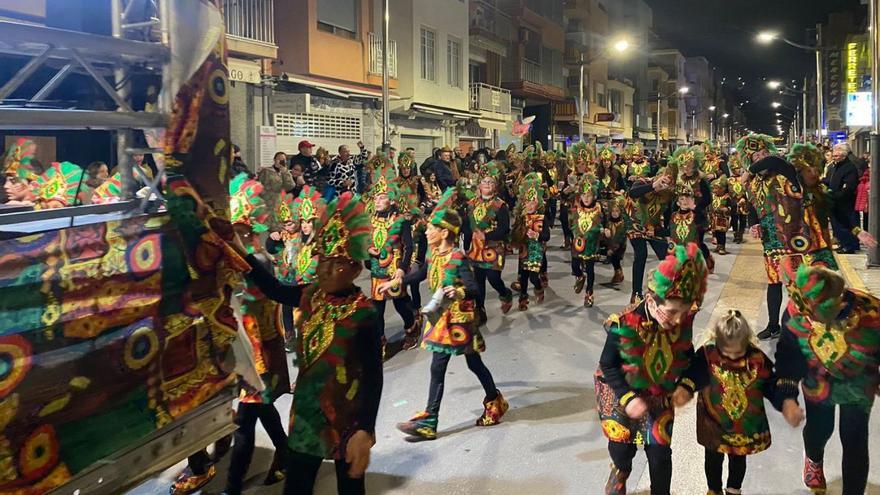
[570,199,603,261]
[402,248,483,355]
[242,257,384,460]
[626,180,672,240]
[604,214,629,253]
[683,345,780,455]
[596,302,695,446]
[670,210,699,246]
[369,209,412,300]
[466,196,509,271]
[238,276,291,405]
[517,212,549,272]
[710,194,732,233]
[729,179,749,216]
[778,289,880,411]
[626,159,654,182]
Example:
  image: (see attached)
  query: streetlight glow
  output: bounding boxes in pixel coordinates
[767,80,782,89]
[612,39,630,53]
[722,113,729,118]
[756,31,778,44]
[678,86,690,94]
[771,102,782,108]
[708,105,716,111]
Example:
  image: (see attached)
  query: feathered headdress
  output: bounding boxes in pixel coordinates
[428,188,461,234]
[292,185,323,223]
[781,260,846,322]
[623,142,644,160]
[276,190,297,224]
[368,153,398,201]
[700,140,719,157]
[477,160,503,183]
[673,182,694,198]
[569,141,595,166]
[579,172,600,196]
[735,133,778,167]
[33,161,85,208]
[91,167,152,204]
[710,176,729,193]
[787,142,824,175]
[315,192,371,261]
[648,242,708,306]
[229,172,269,232]
[598,145,616,163]
[519,171,545,209]
[3,138,37,181]
[398,152,415,174]
[671,145,704,171]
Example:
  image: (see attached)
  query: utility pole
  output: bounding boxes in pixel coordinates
[802,76,808,139]
[578,54,585,142]
[869,0,880,265]
[381,0,390,152]
[656,92,661,151]
[815,23,824,138]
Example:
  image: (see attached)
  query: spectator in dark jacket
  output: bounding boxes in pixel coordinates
[290,140,326,193]
[433,146,457,191]
[826,143,861,253]
[230,144,252,179]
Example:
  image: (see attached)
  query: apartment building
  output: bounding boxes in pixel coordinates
[605,0,655,142]
[650,49,689,147]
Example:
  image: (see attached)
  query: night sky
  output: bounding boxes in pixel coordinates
[644,0,865,135]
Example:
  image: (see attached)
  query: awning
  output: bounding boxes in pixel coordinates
[280,73,401,100]
[411,102,480,120]
[583,122,610,137]
[476,118,509,131]
[638,132,656,140]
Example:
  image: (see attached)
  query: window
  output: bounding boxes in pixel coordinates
[609,89,622,117]
[317,0,358,39]
[420,27,436,81]
[523,28,541,63]
[595,82,606,108]
[447,37,462,87]
[651,78,659,92]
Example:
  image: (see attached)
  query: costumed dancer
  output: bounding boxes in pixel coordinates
[569,171,604,308]
[396,153,425,317]
[737,134,803,341]
[225,173,291,494]
[382,189,508,440]
[596,243,708,495]
[673,309,784,495]
[623,142,654,186]
[366,159,417,351]
[2,138,38,207]
[597,144,626,212]
[672,145,714,271]
[603,194,629,285]
[626,159,675,304]
[465,160,514,325]
[560,143,593,250]
[776,263,880,495]
[709,177,732,255]
[230,192,383,495]
[727,154,749,244]
[669,183,701,248]
[514,171,551,311]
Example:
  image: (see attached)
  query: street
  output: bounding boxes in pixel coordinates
[132,234,880,495]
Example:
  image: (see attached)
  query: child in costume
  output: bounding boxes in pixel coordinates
[710,177,732,255]
[380,189,508,441]
[669,183,700,248]
[623,142,654,186]
[596,242,708,495]
[569,172,604,308]
[465,160,514,324]
[2,138,38,206]
[626,164,675,304]
[674,310,784,495]
[225,173,291,494]
[231,192,383,495]
[672,145,714,271]
[366,159,417,352]
[603,195,629,285]
[727,154,749,244]
[514,171,551,311]
[597,145,626,213]
[776,263,880,495]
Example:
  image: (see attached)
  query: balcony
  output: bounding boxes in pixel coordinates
[222,0,277,59]
[470,0,513,55]
[470,83,512,114]
[368,32,398,79]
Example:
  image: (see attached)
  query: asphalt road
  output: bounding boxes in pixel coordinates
[131,233,880,495]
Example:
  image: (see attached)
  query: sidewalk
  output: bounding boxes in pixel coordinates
[835,251,880,294]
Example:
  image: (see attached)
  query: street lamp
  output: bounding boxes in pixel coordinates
[771,102,782,108]
[708,105,716,111]
[654,86,689,150]
[755,27,825,137]
[577,36,631,142]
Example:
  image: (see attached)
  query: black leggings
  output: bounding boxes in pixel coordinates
[609,244,626,270]
[608,442,672,495]
[630,237,668,295]
[697,228,711,260]
[704,449,746,492]
[714,231,726,249]
[518,270,542,298]
[227,403,288,494]
[571,258,596,291]
[281,304,295,342]
[284,451,364,495]
[731,213,746,235]
[427,352,497,416]
[803,401,871,495]
[474,266,512,308]
[373,296,415,338]
[560,204,572,241]
[766,283,783,329]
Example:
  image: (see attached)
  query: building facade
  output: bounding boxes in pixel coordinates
[650,49,689,148]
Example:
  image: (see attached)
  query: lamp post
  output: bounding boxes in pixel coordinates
[767,80,805,143]
[577,38,630,142]
[869,0,880,265]
[655,86,689,150]
[757,29,825,137]
[381,0,390,152]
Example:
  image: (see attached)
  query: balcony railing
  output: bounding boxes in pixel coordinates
[470,83,512,114]
[522,60,542,85]
[470,0,513,43]
[368,32,398,79]
[222,0,275,46]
